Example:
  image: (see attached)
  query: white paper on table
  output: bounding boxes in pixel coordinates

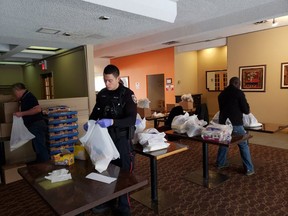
[86,172,117,184]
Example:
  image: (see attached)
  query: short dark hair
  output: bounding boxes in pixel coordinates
[11,82,26,91]
[229,77,240,86]
[103,64,120,77]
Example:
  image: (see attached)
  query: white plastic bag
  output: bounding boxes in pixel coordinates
[243,113,262,127]
[79,120,120,173]
[132,114,146,144]
[10,116,35,151]
[137,128,169,152]
[171,112,189,133]
[185,114,206,137]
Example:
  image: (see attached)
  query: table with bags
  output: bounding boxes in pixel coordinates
[165,130,252,188]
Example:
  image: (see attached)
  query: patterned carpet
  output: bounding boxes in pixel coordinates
[0,140,287,216]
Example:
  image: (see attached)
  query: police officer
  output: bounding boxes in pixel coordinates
[88,64,137,216]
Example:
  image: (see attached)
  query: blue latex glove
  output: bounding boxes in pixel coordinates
[97,119,113,128]
[135,119,141,126]
[83,122,88,131]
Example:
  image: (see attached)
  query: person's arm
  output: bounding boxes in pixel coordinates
[239,91,250,114]
[14,105,41,117]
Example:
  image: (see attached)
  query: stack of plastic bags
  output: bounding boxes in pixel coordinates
[137,128,169,152]
[171,113,207,137]
[201,119,233,142]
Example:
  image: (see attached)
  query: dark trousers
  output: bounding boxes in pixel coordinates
[111,136,135,213]
[27,120,50,162]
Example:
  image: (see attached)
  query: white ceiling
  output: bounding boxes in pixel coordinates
[0,0,288,64]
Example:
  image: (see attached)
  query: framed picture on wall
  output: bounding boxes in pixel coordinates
[239,65,266,92]
[120,76,129,88]
[281,62,288,88]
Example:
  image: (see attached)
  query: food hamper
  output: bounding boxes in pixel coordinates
[43,106,78,159]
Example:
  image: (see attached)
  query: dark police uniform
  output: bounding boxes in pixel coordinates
[89,83,137,213]
[20,90,49,162]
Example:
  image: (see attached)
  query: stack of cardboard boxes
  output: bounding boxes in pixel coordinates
[0,95,26,184]
[0,97,18,138]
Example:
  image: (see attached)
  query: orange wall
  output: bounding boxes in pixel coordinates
[111,47,175,104]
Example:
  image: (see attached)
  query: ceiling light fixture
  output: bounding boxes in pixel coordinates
[28,46,60,51]
[21,49,57,55]
[272,18,278,27]
[81,0,177,23]
[0,61,27,65]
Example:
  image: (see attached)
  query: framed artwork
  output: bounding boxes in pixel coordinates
[239,65,266,92]
[166,78,172,84]
[120,76,129,88]
[281,62,288,88]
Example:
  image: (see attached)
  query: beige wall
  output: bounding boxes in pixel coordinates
[175,46,227,116]
[197,46,227,116]
[174,51,198,95]
[228,26,288,124]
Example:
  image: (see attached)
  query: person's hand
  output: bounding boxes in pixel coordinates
[135,119,141,126]
[13,112,23,117]
[83,122,88,131]
[97,119,113,128]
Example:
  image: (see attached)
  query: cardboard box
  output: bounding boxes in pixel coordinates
[0,123,12,137]
[0,102,19,123]
[179,101,193,110]
[1,163,26,184]
[0,94,15,103]
[137,107,151,118]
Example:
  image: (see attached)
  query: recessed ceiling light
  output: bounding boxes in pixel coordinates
[0,61,27,65]
[28,46,60,51]
[21,49,57,55]
[99,16,110,20]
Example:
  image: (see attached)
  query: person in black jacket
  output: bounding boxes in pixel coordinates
[87,64,137,216]
[216,77,254,176]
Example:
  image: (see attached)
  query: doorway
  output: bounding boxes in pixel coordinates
[147,74,165,112]
[40,72,54,99]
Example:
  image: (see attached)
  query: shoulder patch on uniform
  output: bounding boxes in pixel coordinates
[132,95,137,104]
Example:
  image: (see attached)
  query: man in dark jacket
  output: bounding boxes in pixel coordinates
[216,77,254,176]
